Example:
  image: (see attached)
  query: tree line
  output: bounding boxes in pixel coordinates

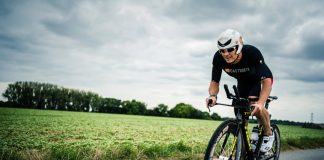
[0,81,221,120]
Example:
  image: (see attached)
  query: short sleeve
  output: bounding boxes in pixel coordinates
[211,52,223,83]
[250,47,273,81]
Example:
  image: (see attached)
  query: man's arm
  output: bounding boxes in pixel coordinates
[207,81,220,106]
[257,78,272,105]
[209,81,220,96]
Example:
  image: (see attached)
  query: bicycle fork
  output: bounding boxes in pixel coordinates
[241,112,254,160]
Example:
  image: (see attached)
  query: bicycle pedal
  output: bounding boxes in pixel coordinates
[260,151,273,159]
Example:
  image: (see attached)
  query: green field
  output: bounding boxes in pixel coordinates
[1,107,324,160]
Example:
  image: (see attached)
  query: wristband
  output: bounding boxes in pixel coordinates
[209,94,217,98]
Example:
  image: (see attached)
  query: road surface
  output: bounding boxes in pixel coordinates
[280,148,324,160]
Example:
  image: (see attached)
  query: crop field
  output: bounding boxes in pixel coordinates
[1,107,324,160]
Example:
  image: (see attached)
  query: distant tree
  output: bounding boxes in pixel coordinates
[302,122,322,129]
[2,83,18,106]
[169,103,196,118]
[89,94,102,112]
[56,88,69,110]
[121,100,147,115]
[67,89,82,111]
[20,82,33,107]
[211,112,221,120]
[46,84,59,110]
[73,90,83,111]
[145,109,155,116]
[81,91,97,112]
[1,81,225,121]
[0,100,6,107]
[99,98,122,113]
[152,104,169,117]
[37,83,46,109]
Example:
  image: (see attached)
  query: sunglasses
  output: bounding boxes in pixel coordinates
[220,47,236,54]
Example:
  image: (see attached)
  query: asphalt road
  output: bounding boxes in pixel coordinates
[280,148,324,160]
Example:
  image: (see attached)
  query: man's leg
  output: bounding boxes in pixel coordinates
[254,106,272,136]
[248,95,272,136]
[245,81,272,136]
[246,82,274,152]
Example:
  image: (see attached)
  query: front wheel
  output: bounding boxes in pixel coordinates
[204,120,243,160]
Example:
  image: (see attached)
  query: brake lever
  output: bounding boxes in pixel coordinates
[207,99,213,112]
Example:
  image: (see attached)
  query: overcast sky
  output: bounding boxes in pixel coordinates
[1,0,324,123]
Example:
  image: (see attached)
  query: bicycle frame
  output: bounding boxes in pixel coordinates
[236,106,255,160]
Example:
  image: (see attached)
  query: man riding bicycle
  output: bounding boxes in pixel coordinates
[206,29,274,152]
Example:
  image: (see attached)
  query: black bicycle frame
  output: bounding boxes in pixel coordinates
[238,108,254,160]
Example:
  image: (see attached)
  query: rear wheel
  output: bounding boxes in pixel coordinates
[269,124,281,160]
[204,120,243,160]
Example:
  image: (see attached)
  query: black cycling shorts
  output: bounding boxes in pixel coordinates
[237,81,261,98]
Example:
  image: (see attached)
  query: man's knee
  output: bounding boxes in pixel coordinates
[254,110,262,117]
[255,107,269,118]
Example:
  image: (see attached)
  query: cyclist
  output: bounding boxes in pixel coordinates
[206,29,274,152]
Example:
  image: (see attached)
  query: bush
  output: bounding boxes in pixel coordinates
[302,123,322,129]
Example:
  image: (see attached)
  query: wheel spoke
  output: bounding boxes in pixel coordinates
[220,131,231,155]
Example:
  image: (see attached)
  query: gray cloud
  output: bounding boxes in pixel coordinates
[1,0,324,122]
[297,23,324,60]
[0,0,15,16]
[0,34,23,51]
[164,0,255,22]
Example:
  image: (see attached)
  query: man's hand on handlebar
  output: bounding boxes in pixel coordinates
[250,101,265,116]
[206,95,217,107]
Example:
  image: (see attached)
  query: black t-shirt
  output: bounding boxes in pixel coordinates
[212,44,273,83]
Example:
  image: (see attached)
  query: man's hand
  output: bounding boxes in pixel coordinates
[251,101,265,116]
[206,96,217,107]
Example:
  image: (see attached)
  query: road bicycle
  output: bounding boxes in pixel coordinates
[204,84,280,160]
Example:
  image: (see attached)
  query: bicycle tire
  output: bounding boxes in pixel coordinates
[258,124,280,160]
[269,124,281,160]
[204,119,243,160]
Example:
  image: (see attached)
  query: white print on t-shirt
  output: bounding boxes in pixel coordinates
[224,68,250,73]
